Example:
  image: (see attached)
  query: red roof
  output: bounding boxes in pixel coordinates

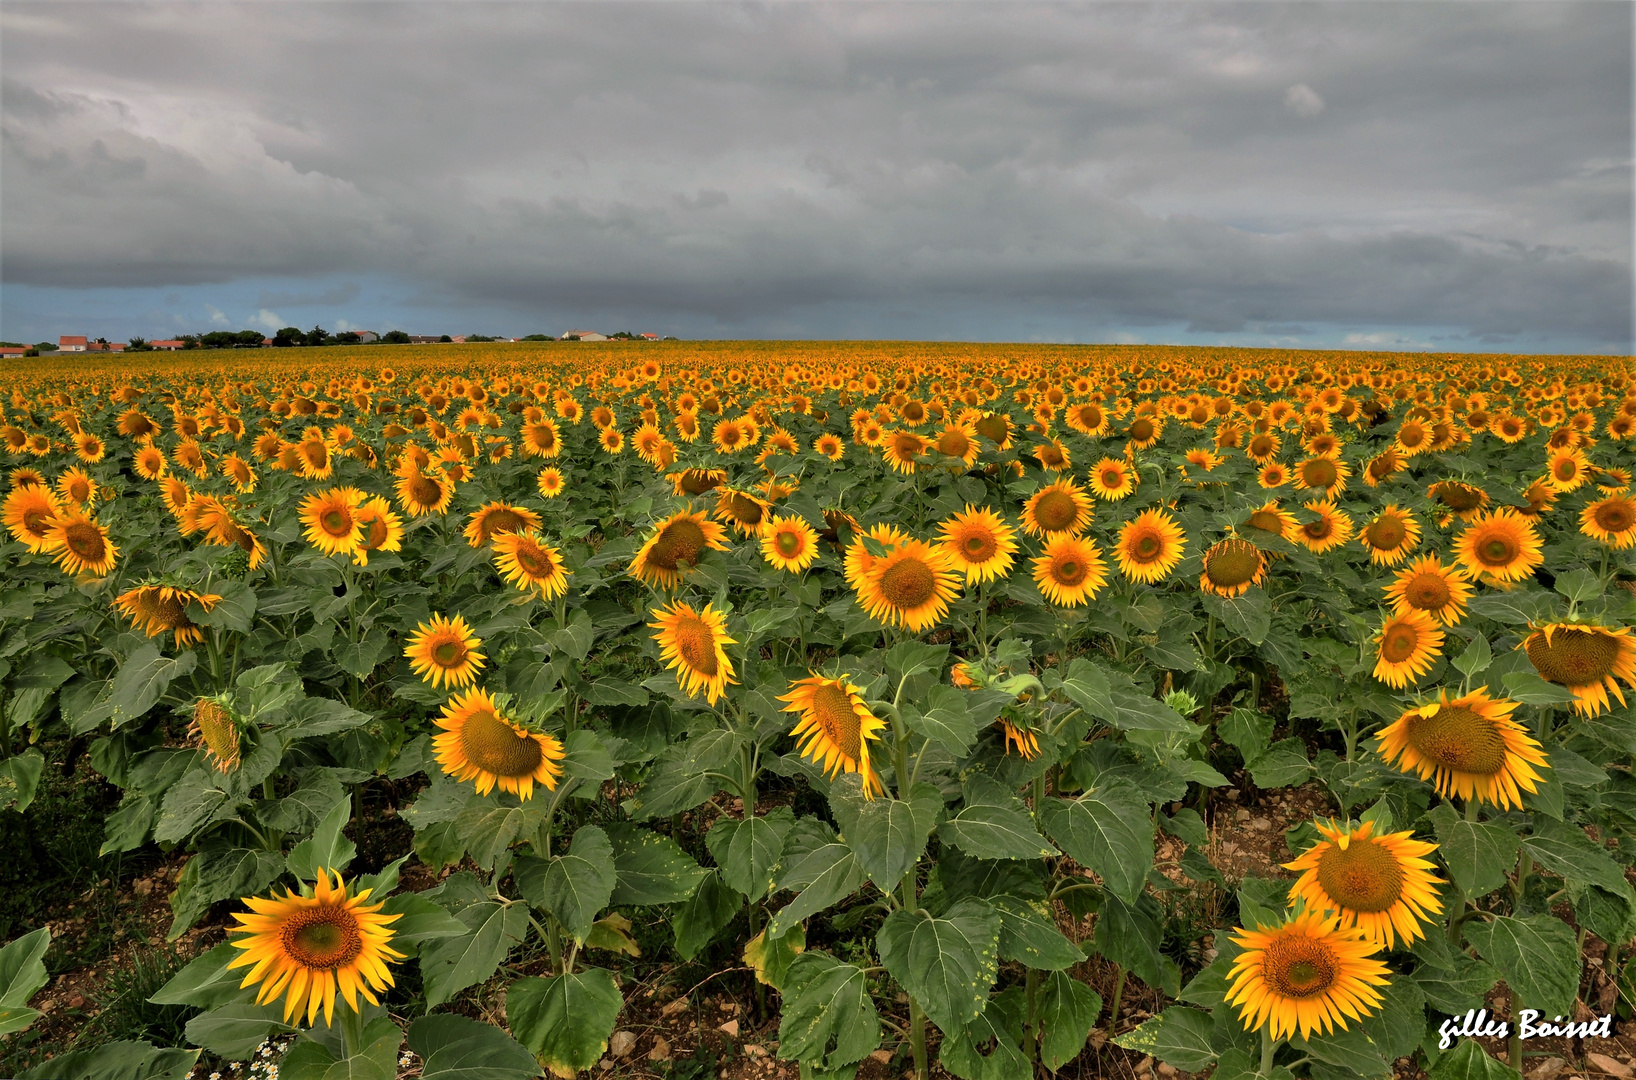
[60,336,87,346]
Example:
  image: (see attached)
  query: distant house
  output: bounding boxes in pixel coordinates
[87,342,126,352]
[355,331,379,343]
[59,336,88,352]
[640,333,659,341]
[0,347,27,359]
[561,330,607,342]
[262,337,275,346]
[407,335,443,344]
[450,336,467,344]
[151,340,185,351]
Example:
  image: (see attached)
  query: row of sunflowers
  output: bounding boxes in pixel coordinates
[0,341,1632,1080]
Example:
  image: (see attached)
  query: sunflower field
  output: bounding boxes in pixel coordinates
[1,342,1634,1080]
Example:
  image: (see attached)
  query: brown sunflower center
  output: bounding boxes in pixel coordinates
[362,516,389,549]
[1262,936,1338,999]
[1246,509,1284,534]
[1052,555,1087,586]
[974,415,1008,443]
[409,474,444,507]
[1368,455,1396,479]
[300,442,327,467]
[1100,468,1124,489]
[672,616,720,676]
[878,558,937,610]
[65,521,106,560]
[511,539,556,579]
[725,495,764,525]
[1405,573,1452,611]
[1436,484,1484,511]
[1303,516,1334,541]
[1594,501,1635,533]
[1527,627,1621,686]
[939,431,970,458]
[1365,517,1407,551]
[1249,435,1276,457]
[1130,419,1155,442]
[459,709,545,778]
[1554,459,1578,481]
[650,519,708,571]
[481,508,527,537]
[321,509,353,537]
[1315,839,1405,913]
[1405,705,1508,776]
[280,904,363,971]
[431,638,467,668]
[195,700,240,766]
[1205,543,1261,587]
[1380,623,1423,663]
[1301,459,1338,488]
[960,528,997,561]
[1477,534,1517,567]
[1133,533,1162,561]
[1399,425,1426,448]
[1033,491,1077,532]
[1038,444,1065,467]
[809,683,863,761]
[776,530,804,557]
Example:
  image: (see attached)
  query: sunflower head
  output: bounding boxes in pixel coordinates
[1371,609,1445,689]
[1376,687,1547,809]
[463,501,542,549]
[1115,509,1187,583]
[1522,621,1636,716]
[405,613,487,689]
[1453,508,1544,584]
[761,514,820,573]
[1284,818,1443,948]
[45,510,118,577]
[630,507,730,588]
[782,672,886,797]
[856,538,962,632]
[939,505,1017,584]
[1581,496,1636,549]
[190,696,245,773]
[433,688,566,799]
[1199,538,1265,597]
[1359,505,1421,566]
[1033,534,1108,607]
[650,601,738,704]
[1021,479,1093,537]
[1225,910,1390,1040]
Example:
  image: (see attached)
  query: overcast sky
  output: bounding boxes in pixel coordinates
[2,2,1631,351]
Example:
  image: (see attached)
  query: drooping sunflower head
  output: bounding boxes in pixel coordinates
[113,584,222,647]
[351,497,403,566]
[1427,481,1490,522]
[1384,554,1473,626]
[1115,508,1187,583]
[761,513,820,573]
[1021,478,1093,537]
[1199,538,1265,598]
[1371,608,1444,689]
[393,469,453,517]
[939,505,1018,584]
[433,688,565,799]
[1581,495,1636,549]
[1361,448,1400,488]
[405,613,487,689]
[650,601,738,704]
[973,411,1013,449]
[782,672,886,797]
[1225,910,1389,1041]
[463,501,543,549]
[857,538,962,632]
[1033,534,1109,606]
[1284,819,1443,948]
[630,507,730,588]
[190,695,245,773]
[1522,622,1636,717]
[45,510,118,577]
[1241,499,1296,545]
[714,487,772,537]
[493,530,571,600]
[1453,508,1544,584]
[1359,505,1421,566]
[3,484,62,553]
[1375,687,1547,809]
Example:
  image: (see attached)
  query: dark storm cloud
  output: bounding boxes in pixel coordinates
[2,2,1630,345]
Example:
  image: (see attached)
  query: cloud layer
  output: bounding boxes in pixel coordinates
[3,2,1630,348]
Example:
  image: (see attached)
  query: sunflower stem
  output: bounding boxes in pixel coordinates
[1105,964,1126,1040]
[338,1000,366,1059]
[1259,1023,1276,1077]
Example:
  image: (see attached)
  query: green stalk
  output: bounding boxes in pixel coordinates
[1259,1025,1276,1078]
[338,1000,366,1058]
[1106,965,1127,1040]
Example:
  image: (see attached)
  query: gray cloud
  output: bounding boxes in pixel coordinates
[1,2,1630,346]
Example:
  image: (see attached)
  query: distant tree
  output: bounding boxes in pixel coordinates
[381,330,411,344]
[272,327,301,348]
[0,342,23,349]
[521,334,553,341]
[305,326,329,347]
[34,342,59,352]
[127,337,151,351]
[610,331,638,340]
[237,329,268,347]
[663,336,679,341]
[438,335,452,343]
[335,331,361,344]
[466,334,499,342]
[563,334,581,341]
[179,335,199,349]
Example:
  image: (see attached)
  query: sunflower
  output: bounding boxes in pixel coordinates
[56,466,95,507]
[299,488,364,557]
[651,601,737,704]
[434,688,565,799]
[493,530,571,600]
[294,438,333,480]
[1544,447,1590,492]
[599,427,625,455]
[393,469,453,516]
[630,507,731,589]
[74,432,106,464]
[934,424,980,467]
[815,433,845,461]
[1376,687,1546,808]
[1126,415,1162,450]
[1295,456,1350,496]
[712,418,749,454]
[1521,622,1636,717]
[883,429,930,474]
[1293,499,1353,555]
[1384,555,1473,626]
[1115,509,1187,583]
[714,487,772,537]
[1284,820,1443,948]
[1580,495,1636,549]
[113,585,223,647]
[351,497,403,567]
[1361,449,1400,489]
[761,514,820,573]
[1225,911,1389,1040]
[1452,508,1543,584]
[1359,505,1421,566]
[937,505,1017,585]
[1021,478,1093,537]
[1242,500,1297,545]
[227,870,404,1027]
[1427,481,1489,523]
[973,412,1013,449]
[1032,439,1071,473]
[405,613,487,689]
[463,501,543,549]
[1199,538,1266,598]
[1088,458,1136,500]
[1258,462,1290,489]
[1371,609,1444,689]
[1032,534,1108,606]
[521,418,562,458]
[843,522,910,592]
[536,467,565,499]
[190,697,244,774]
[3,484,61,552]
[783,673,886,797]
[1065,401,1110,437]
[999,715,1041,759]
[856,539,962,632]
[44,511,117,576]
